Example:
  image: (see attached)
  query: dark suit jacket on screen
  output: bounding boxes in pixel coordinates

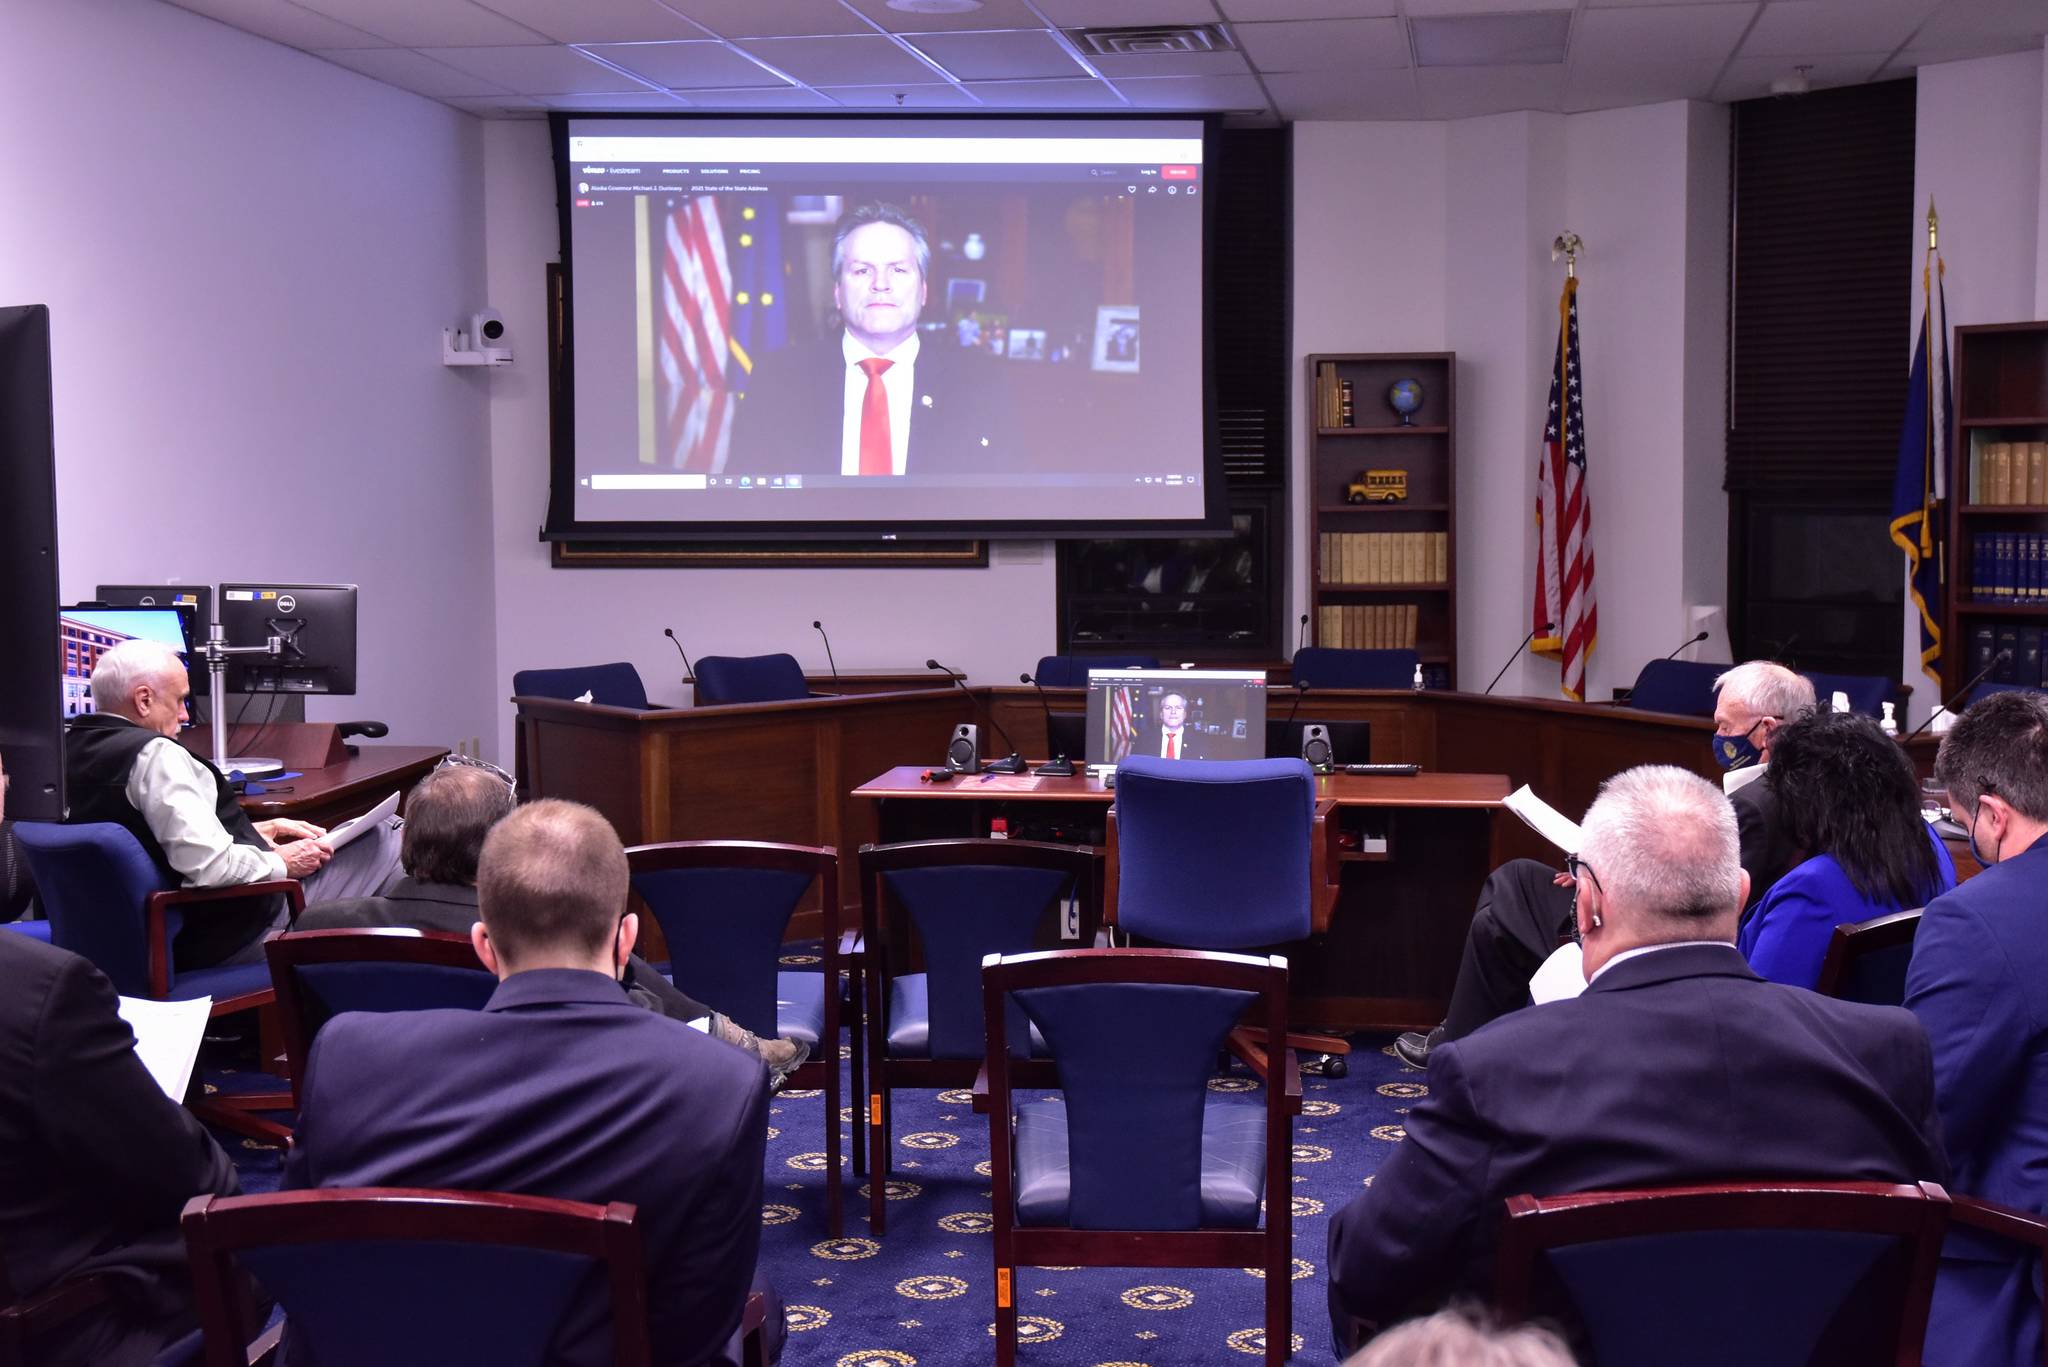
[726,335,1010,477]
[1326,942,1948,1354]
[0,934,239,1367]
[282,967,770,1367]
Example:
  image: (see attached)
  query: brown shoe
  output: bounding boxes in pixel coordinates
[711,1014,811,1089]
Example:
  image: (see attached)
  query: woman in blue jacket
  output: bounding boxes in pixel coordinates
[1738,708,1955,989]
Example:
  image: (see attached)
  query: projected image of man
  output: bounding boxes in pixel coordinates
[1142,692,1207,760]
[729,202,1003,478]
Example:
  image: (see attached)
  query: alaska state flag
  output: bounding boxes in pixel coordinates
[1889,225,1949,690]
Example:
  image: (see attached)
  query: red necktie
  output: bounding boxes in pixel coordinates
[858,357,893,476]
[1167,732,1178,759]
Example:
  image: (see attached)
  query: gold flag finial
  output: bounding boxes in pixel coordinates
[1928,197,1939,251]
[1552,231,1584,279]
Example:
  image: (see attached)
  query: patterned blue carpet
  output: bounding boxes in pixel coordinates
[208,990,1422,1366]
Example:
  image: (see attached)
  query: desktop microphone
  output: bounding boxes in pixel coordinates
[1020,673,1077,777]
[812,620,840,682]
[1483,621,1554,697]
[1281,679,1309,728]
[928,659,1025,773]
[1296,612,1310,655]
[1905,650,2011,741]
[662,627,695,683]
[1662,630,1711,661]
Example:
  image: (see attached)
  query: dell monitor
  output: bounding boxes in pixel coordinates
[59,606,193,720]
[1084,668,1268,766]
[218,583,357,695]
[94,585,213,696]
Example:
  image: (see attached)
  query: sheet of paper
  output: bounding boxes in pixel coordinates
[322,789,401,854]
[1528,942,1587,1005]
[116,994,211,1100]
[1502,785,1583,853]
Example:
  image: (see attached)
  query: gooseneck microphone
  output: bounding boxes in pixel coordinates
[812,620,839,681]
[1906,650,2012,741]
[1020,673,1078,777]
[1296,612,1310,655]
[928,659,1026,774]
[1663,630,1711,661]
[662,627,695,683]
[1484,621,1553,697]
[1282,679,1309,728]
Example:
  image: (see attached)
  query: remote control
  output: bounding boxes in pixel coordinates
[1343,763,1420,776]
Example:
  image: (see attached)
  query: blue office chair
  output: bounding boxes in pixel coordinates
[1108,755,1346,1074]
[692,653,811,706]
[1625,659,1727,717]
[1291,646,1419,690]
[1805,671,1893,718]
[510,662,650,710]
[1031,654,1161,688]
[983,948,1298,1367]
[858,838,1098,1235]
[1971,679,2047,705]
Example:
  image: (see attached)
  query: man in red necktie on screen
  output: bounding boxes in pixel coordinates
[729,201,1006,479]
[1145,691,1207,760]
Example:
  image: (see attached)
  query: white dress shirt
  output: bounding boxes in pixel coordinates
[1159,727,1189,759]
[127,737,286,886]
[1722,762,1767,796]
[840,331,920,476]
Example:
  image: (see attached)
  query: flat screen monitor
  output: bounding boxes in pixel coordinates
[1084,668,1267,766]
[548,114,1221,542]
[95,585,213,695]
[219,583,357,696]
[59,607,193,719]
[0,304,62,819]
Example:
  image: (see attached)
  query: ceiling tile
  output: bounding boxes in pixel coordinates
[1741,0,1937,57]
[1235,18,1406,72]
[293,0,549,46]
[164,0,393,49]
[1414,62,1566,116]
[736,33,946,84]
[907,29,1088,80]
[1412,12,1570,66]
[536,90,693,108]
[443,92,546,113]
[957,77,1126,106]
[1218,0,1396,18]
[1713,52,1892,100]
[1404,0,1576,14]
[663,0,872,39]
[1913,0,2048,46]
[1083,47,1251,77]
[675,85,838,107]
[1111,72,1271,109]
[466,0,707,44]
[1264,67,1418,118]
[1564,56,1723,108]
[1029,0,1222,25]
[845,0,1052,33]
[424,44,656,93]
[585,39,788,87]
[314,46,512,95]
[1585,0,1759,7]
[818,82,983,107]
[1570,4,1757,72]
[1891,38,2043,68]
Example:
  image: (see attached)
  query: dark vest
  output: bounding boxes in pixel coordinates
[63,713,278,970]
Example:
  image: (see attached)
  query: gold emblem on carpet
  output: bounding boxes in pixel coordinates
[896,1274,969,1301]
[1292,1143,1333,1163]
[859,1179,923,1201]
[937,1211,995,1234]
[1242,1257,1315,1280]
[811,1237,881,1260]
[784,1305,831,1332]
[1227,1328,1305,1354]
[761,1204,800,1225]
[1121,1285,1194,1311]
[986,1315,1064,1342]
[900,1130,960,1150]
[1377,1082,1427,1098]
[835,1351,915,1366]
[1370,1124,1408,1142]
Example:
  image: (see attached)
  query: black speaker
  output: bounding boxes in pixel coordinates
[1301,723,1334,773]
[0,305,62,821]
[945,723,981,774]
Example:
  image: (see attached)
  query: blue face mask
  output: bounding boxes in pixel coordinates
[1967,803,1998,867]
[1711,719,1765,771]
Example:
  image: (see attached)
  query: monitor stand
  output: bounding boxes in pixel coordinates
[226,755,285,778]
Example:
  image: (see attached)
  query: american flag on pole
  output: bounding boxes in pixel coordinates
[1889,201,1948,690]
[658,195,737,473]
[1109,686,1135,761]
[1533,274,1597,701]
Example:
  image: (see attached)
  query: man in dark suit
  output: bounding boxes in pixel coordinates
[726,201,1008,478]
[1131,691,1211,761]
[1327,764,1947,1355]
[283,799,775,1367]
[0,749,241,1367]
[1393,659,1810,1067]
[1908,691,2048,1367]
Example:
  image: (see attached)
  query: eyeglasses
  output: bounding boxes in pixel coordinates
[1565,854,1604,896]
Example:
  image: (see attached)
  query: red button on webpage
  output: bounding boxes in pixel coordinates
[1161,165,1197,180]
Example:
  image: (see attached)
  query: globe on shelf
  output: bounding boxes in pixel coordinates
[1387,378,1425,426]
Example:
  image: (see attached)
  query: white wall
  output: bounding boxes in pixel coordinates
[2,0,498,755]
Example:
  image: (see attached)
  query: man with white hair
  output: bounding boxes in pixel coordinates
[1394,660,1811,1068]
[1327,765,1946,1355]
[63,639,400,969]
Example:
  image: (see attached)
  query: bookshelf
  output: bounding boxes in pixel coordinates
[1305,352,1458,688]
[1945,323,2048,694]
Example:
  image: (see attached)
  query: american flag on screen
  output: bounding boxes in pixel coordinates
[1533,275,1597,701]
[658,196,736,473]
[1109,686,1135,761]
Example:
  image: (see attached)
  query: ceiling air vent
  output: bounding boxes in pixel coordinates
[1067,25,1236,58]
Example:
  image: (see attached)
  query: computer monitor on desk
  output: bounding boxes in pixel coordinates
[1085,667,1268,766]
[59,606,193,719]
[94,585,213,697]
[219,583,358,695]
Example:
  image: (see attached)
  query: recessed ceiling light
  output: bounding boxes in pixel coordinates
[888,0,983,13]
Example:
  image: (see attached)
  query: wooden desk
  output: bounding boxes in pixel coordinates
[230,745,448,827]
[853,765,1509,1030]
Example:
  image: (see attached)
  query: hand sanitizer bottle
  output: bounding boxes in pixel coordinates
[1831,690,1851,714]
[1880,700,1898,736]
[1412,662,1425,691]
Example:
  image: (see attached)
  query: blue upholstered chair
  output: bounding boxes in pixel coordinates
[1624,658,1727,717]
[0,919,50,942]
[1804,670,1894,718]
[1494,1180,1949,1365]
[1108,756,1346,1074]
[1814,908,1922,1007]
[691,654,811,706]
[180,1188,722,1367]
[982,948,1298,1367]
[266,929,497,1107]
[858,838,1098,1235]
[1970,679,2047,706]
[624,840,848,1235]
[510,662,650,710]
[1290,646,1419,690]
[1031,654,1161,688]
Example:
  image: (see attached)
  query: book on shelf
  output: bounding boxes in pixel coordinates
[2021,626,2044,687]
[1315,532,1450,586]
[1339,379,1355,428]
[2031,442,2047,504]
[1970,623,1998,681]
[1997,626,2022,683]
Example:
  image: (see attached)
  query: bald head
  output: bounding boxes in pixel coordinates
[1577,765,1745,942]
[474,799,630,973]
[90,640,190,736]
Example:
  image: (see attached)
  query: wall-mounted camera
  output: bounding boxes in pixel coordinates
[441,308,513,367]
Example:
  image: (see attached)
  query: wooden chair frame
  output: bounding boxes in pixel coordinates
[623,839,847,1238]
[982,947,1298,1367]
[858,838,1099,1235]
[1815,907,1924,1002]
[0,1257,112,1367]
[1949,1194,2048,1367]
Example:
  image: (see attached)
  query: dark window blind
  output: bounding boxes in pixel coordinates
[1209,127,1290,486]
